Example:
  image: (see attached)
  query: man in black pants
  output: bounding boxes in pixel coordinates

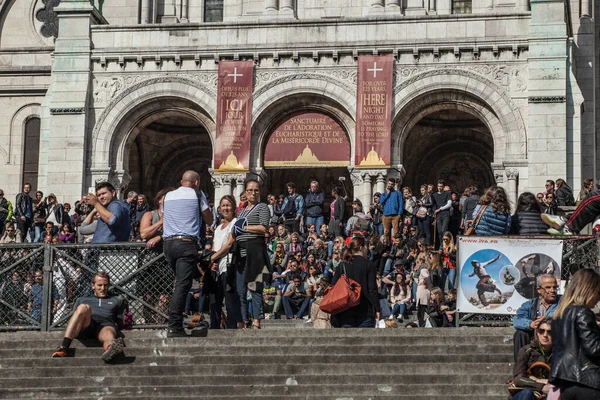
[51,272,125,362]
[163,171,213,337]
[431,179,451,248]
[543,188,600,235]
[14,183,33,242]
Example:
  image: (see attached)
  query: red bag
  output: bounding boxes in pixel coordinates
[319,263,362,315]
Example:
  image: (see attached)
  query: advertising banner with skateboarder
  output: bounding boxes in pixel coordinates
[457,237,563,315]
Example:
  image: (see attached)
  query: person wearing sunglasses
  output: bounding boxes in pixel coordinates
[510,316,553,400]
[513,275,562,362]
[0,222,21,244]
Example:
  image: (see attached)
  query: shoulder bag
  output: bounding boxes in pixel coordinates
[464,205,487,236]
[319,263,362,315]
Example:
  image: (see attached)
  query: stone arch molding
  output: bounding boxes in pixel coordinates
[251,75,356,169]
[9,103,41,165]
[91,76,217,171]
[392,69,527,165]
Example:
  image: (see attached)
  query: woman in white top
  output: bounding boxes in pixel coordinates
[210,195,240,329]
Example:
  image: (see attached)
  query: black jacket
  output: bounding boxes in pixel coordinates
[331,256,380,319]
[550,306,600,390]
[513,341,552,392]
[556,186,575,207]
[15,192,32,218]
[332,196,346,222]
[510,211,548,236]
[462,195,480,221]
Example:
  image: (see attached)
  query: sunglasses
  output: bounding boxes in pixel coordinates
[538,328,551,335]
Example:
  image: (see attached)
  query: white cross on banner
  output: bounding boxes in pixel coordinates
[367,62,383,78]
[227,67,243,83]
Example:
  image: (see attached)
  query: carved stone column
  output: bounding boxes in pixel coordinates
[161,0,178,23]
[181,0,189,22]
[376,173,386,195]
[265,0,278,13]
[210,171,234,204]
[279,0,296,18]
[387,0,401,12]
[234,174,247,203]
[405,0,427,15]
[369,0,384,14]
[581,0,591,17]
[362,174,373,210]
[505,169,519,208]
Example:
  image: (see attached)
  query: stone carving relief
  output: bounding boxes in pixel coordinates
[92,73,218,106]
[438,157,489,192]
[93,77,125,104]
[253,69,356,99]
[35,0,61,38]
[395,64,528,94]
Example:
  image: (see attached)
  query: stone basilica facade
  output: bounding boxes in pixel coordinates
[0,0,597,208]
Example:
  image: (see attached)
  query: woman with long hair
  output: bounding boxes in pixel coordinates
[425,287,445,327]
[415,252,431,327]
[473,186,512,236]
[330,236,380,328]
[428,252,443,289]
[555,178,575,207]
[549,269,600,398]
[510,192,548,236]
[231,179,272,329]
[389,273,411,322]
[210,195,241,329]
[440,231,457,293]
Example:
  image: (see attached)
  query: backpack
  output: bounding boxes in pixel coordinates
[283,195,298,219]
[352,214,373,234]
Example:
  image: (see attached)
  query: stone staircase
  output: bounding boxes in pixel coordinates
[0,322,515,399]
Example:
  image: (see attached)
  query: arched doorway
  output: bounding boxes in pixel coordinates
[402,109,495,194]
[113,98,215,203]
[128,111,214,202]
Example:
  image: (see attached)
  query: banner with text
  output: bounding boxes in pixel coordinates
[355,55,393,168]
[457,236,563,315]
[214,61,254,173]
[264,112,350,168]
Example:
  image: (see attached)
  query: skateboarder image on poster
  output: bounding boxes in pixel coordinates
[460,250,515,310]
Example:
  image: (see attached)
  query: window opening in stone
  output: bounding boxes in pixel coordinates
[204,0,224,22]
[452,0,472,14]
[23,118,41,192]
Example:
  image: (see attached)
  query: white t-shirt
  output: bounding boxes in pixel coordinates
[213,218,236,275]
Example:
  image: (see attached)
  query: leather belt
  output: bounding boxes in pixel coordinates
[164,235,198,242]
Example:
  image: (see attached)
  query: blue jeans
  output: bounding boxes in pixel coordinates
[306,216,324,231]
[412,281,418,303]
[236,268,262,322]
[327,241,334,257]
[446,268,456,292]
[373,223,383,236]
[391,303,406,317]
[383,258,394,275]
[417,215,432,245]
[282,295,310,318]
[511,389,536,400]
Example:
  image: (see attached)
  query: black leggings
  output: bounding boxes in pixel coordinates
[560,382,600,399]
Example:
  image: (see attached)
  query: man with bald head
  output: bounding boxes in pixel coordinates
[163,170,214,337]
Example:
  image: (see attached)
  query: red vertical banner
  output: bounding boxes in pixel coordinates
[214,61,254,173]
[355,55,394,168]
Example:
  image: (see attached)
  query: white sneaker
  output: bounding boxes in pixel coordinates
[388,315,395,320]
[541,214,566,230]
[547,227,573,236]
[305,318,312,323]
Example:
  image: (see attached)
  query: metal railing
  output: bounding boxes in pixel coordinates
[1,236,598,331]
[0,243,174,332]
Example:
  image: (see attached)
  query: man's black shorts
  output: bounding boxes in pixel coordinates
[77,317,119,339]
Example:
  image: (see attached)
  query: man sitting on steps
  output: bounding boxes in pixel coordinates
[52,271,126,362]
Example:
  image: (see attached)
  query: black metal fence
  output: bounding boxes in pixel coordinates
[457,236,600,326]
[0,243,174,332]
[1,237,598,331]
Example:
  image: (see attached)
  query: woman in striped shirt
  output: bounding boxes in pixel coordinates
[231,179,272,329]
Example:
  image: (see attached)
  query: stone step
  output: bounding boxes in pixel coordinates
[0,334,513,349]
[0,383,509,398]
[3,344,512,358]
[0,353,513,368]
[30,396,507,400]
[0,373,510,388]
[0,363,512,379]
[3,326,516,339]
